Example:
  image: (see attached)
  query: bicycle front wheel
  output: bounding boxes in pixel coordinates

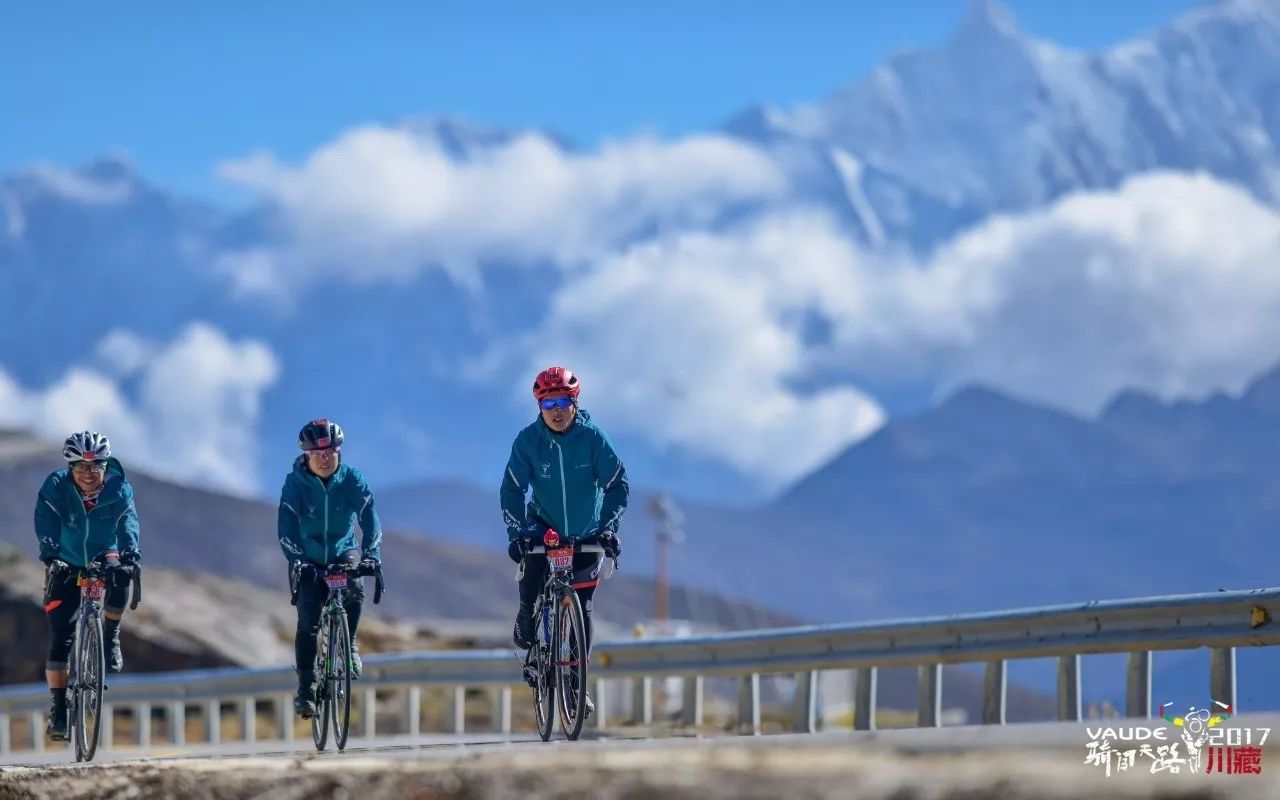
[554,591,588,740]
[74,611,105,762]
[532,599,555,742]
[329,611,352,750]
[311,617,331,751]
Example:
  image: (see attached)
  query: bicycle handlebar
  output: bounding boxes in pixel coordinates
[289,560,385,605]
[515,543,618,581]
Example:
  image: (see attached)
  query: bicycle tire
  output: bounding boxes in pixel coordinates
[532,598,555,742]
[554,591,588,740]
[330,610,353,750]
[311,615,331,751]
[74,610,105,761]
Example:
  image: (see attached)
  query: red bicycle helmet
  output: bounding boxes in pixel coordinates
[533,366,581,400]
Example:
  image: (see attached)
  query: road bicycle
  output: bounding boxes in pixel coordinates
[56,559,141,762]
[518,531,615,742]
[291,560,384,751]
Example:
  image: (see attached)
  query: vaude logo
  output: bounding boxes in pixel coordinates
[1087,726,1169,741]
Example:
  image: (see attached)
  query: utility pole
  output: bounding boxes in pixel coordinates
[648,492,684,632]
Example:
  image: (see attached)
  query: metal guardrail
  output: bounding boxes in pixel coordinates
[1,586,1277,754]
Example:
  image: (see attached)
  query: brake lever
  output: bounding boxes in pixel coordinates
[129,565,143,610]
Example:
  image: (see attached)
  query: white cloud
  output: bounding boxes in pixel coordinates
[852,171,1280,414]
[517,171,1280,486]
[216,125,788,289]
[0,324,279,494]
[20,163,134,205]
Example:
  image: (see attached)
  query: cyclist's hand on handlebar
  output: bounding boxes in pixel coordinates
[107,562,135,587]
[357,557,380,576]
[508,537,532,563]
[298,562,322,582]
[44,558,70,579]
[596,532,622,559]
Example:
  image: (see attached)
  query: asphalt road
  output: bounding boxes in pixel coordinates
[3,718,1280,799]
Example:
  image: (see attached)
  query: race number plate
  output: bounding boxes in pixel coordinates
[78,577,106,600]
[547,547,574,571]
[323,574,349,589]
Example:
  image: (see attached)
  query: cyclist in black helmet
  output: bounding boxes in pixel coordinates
[278,419,383,719]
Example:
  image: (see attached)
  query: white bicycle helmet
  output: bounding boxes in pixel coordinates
[63,431,111,463]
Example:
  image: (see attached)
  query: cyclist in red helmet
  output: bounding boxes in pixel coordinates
[502,366,628,718]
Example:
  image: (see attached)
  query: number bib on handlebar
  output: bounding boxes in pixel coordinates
[323,573,349,589]
[546,547,574,571]
[77,576,106,601]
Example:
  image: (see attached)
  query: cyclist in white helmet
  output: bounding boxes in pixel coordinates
[34,431,141,741]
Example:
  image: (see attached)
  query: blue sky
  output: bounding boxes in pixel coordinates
[2,0,1205,200]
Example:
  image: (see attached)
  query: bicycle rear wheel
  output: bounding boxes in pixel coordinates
[311,617,331,751]
[554,591,588,740]
[329,611,353,750]
[73,611,105,761]
[532,599,555,742]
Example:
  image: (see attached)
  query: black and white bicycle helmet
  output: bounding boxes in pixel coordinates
[298,418,344,451]
[63,431,111,463]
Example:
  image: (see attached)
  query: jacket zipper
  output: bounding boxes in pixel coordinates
[314,475,332,559]
[552,440,569,536]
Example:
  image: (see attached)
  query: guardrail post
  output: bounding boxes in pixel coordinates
[240,697,256,742]
[136,703,151,747]
[1126,651,1152,718]
[1057,655,1081,721]
[0,713,10,754]
[592,679,606,730]
[276,695,294,742]
[168,701,185,745]
[28,711,44,752]
[793,670,818,733]
[204,700,220,744]
[101,704,114,749]
[363,688,377,739]
[918,664,942,727]
[1210,647,1237,709]
[982,660,1006,725]
[738,673,760,735]
[631,678,652,725]
[450,686,466,734]
[405,686,421,737]
[493,686,512,734]
[854,667,877,731]
[681,675,703,728]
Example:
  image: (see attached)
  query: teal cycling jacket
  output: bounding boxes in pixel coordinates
[501,408,629,542]
[277,458,383,565]
[34,458,141,567]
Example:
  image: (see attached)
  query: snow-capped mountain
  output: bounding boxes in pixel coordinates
[726,0,1280,249]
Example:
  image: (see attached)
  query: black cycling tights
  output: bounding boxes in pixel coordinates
[43,566,129,671]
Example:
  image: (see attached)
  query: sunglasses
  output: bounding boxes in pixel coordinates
[306,446,341,458]
[71,462,106,473]
[539,397,575,410]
